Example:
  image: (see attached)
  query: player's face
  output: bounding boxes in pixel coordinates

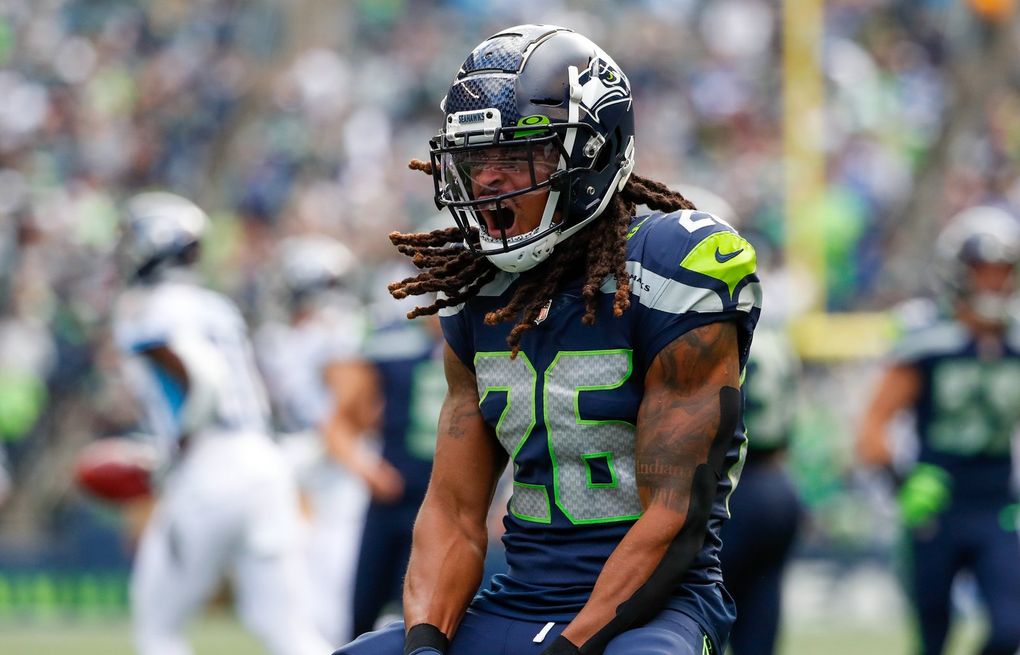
[969,261,1015,294]
[960,261,1016,327]
[456,142,559,238]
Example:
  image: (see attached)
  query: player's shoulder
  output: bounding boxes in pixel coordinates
[621,210,759,318]
[113,281,239,353]
[363,319,433,362]
[626,210,756,289]
[136,280,233,316]
[438,271,518,319]
[889,302,969,362]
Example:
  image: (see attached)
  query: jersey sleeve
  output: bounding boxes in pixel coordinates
[886,322,967,367]
[884,299,947,366]
[628,211,762,371]
[363,320,436,366]
[320,308,368,363]
[438,297,475,371]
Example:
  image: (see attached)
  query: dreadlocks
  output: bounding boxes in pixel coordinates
[389,160,697,355]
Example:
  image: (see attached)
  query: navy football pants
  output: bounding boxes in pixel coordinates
[908,504,1020,655]
[718,460,802,655]
[334,606,713,655]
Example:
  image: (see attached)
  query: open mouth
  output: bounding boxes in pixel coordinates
[480,204,517,236]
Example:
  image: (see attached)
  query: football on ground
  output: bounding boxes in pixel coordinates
[74,438,158,502]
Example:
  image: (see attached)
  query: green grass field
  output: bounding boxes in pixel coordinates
[0,613,985,655]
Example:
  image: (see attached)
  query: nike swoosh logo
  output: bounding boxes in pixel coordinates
[714,247,743,263]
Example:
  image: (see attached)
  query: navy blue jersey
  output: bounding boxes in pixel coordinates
[440,210,761,647]
[890,318,1020,506]
[363,320,445,497]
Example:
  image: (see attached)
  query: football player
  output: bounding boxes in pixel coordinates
[325,301,445,637]
[857,206,1020,655]
[335,24,760,655]
[718,325,803,655]
[254,234,370,645]
[112,192,331,655]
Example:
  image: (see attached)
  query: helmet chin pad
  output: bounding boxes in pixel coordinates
[481,230,559,272]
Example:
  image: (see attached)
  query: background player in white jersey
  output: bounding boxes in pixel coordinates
[254,234,371,644]
[111,192,331,655]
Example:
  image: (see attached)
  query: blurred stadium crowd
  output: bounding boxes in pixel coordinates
[0,0,1017,631]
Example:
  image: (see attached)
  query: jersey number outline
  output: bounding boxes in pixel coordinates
[475,350,643,525]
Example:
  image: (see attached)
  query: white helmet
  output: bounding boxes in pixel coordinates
[276,234,356,307]
[935,205,1020,322]
[120,192,208,282]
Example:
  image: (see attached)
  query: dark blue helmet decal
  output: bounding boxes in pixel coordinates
[460,34,529,74]
[446,75,521,125]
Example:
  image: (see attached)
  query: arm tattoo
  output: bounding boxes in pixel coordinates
[438,347,481,441]
[438,391,480,441]
[635,322,738,513]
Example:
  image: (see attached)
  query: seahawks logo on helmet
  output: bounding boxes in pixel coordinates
[578,57,632,124]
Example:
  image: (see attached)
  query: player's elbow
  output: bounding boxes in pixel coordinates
[414,487,489,552]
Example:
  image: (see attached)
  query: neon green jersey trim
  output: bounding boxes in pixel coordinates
[678,232,757,298]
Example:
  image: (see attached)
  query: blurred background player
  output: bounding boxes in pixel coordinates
[253,234,370,645]
[718,325,803,655]
[327,299,445,638]
[856,206,1020,655]
[111,192,331,655]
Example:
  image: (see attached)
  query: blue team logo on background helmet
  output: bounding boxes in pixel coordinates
[119,191,208,282]
[429,24,636,273]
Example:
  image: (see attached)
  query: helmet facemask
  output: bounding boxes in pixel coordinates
[429,25,636,274]
[431,116,596,272]
[935,206,1020,326]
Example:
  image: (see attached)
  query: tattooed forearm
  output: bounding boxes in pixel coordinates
[635,322,739,513]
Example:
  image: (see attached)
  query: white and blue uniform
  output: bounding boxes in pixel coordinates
[113,277,331,655]
[255,304,370,645]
